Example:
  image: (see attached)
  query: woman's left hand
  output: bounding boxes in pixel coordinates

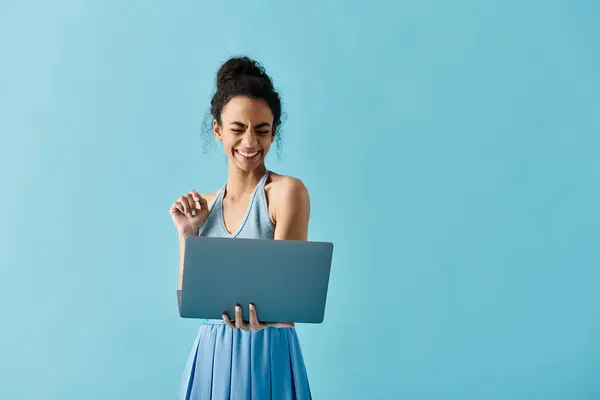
[223,303,295,331]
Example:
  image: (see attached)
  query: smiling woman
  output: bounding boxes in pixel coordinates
[170,56,312,399]
[215,96,276,172]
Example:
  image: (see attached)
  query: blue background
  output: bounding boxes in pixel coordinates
[1,0,599,399]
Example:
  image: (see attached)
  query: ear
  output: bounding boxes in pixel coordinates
[213,120,223,142]
[271,125,277,143]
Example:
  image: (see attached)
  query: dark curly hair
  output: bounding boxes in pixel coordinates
[202,56,285,156]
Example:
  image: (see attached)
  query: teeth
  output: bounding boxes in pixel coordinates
[237,150,258,157]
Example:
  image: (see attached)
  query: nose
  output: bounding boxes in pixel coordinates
[241,129,258,147]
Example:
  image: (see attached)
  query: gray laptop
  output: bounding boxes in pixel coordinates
[178,237,334,324]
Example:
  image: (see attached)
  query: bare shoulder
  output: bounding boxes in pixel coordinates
[265,172,310,224]
[266,172,309,203]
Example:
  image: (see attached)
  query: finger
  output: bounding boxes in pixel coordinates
[170,201,184,215]
[222,313,236,329]
[189,190,202,206]
[179,196,191,215]
[234,305,244,329]
[190,190,208,212]
[185,193,197,217]
[249,303,260,329]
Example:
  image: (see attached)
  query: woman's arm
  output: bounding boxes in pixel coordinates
[273,177,310,241]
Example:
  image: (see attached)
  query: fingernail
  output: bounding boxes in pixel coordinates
[191,210,196,216]
[186,213,190,217]
[235,305,241,312]
[249,304,255,310]
[194,197,199,201]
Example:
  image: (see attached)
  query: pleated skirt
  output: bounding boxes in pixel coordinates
[178,321,312,400]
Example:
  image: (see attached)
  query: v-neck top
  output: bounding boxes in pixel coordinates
[199,169,275,239]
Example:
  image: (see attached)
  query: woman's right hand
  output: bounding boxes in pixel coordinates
[170,190,209,237]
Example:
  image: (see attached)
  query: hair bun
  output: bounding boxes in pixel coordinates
[216,56,272,90]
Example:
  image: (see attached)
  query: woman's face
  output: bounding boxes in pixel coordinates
[214,96,275,172]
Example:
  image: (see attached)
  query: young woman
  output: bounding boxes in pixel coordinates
[170,56,312,399]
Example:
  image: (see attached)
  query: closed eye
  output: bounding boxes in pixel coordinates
[229,121,271,134]
[231,129,270,135]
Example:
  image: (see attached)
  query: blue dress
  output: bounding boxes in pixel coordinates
[178,170,312,399]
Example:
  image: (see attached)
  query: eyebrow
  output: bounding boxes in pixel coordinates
[230,121,271,129]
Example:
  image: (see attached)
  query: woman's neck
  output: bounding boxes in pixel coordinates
[225,162,267,200]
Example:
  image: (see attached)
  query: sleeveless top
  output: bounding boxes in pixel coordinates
[199,169,275,240]
[198,169,274,325]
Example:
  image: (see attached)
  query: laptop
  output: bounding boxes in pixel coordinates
[177,236,334,324]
